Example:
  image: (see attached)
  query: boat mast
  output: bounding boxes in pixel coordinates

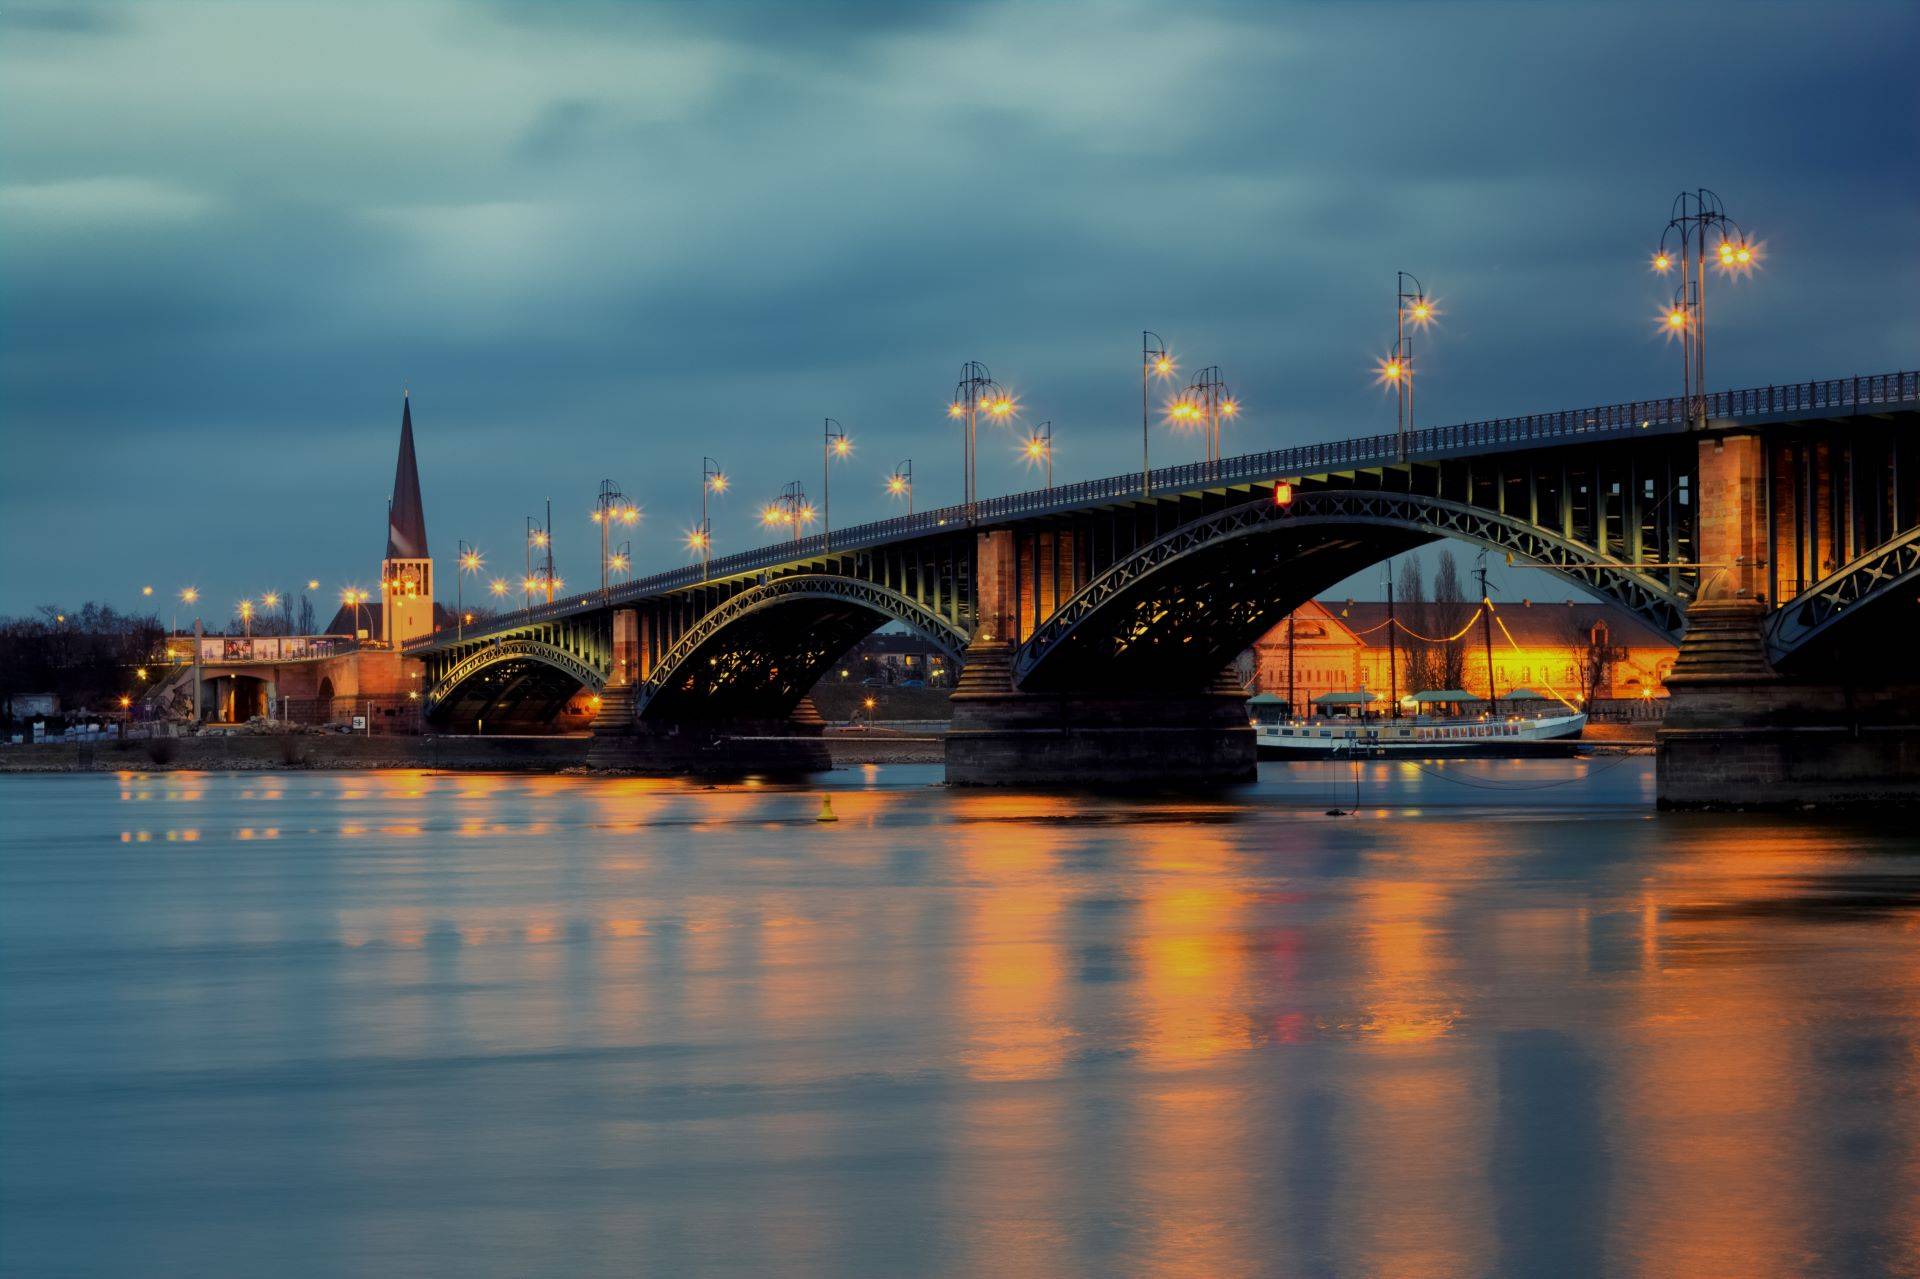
[1475,555,1498,716]
[1385,562,1398,719]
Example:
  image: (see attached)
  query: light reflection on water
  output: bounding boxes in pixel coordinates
[3,762,1918,1277]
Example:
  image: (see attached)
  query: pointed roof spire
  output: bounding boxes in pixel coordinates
[386,393,429,559]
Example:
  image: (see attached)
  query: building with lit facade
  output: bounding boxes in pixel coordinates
[1244,598,1678,712]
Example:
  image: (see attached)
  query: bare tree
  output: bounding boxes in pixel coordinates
[1395,559,1437,693]
[1431,548,1470,691]
[1563,614,1624,703]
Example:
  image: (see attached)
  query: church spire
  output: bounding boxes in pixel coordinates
[386,392,429,560]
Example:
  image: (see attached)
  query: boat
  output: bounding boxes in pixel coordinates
[1248,690,1587,758]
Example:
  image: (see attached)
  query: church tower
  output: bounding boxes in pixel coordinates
[380,393,435,647]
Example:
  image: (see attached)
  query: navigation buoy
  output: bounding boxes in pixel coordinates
[816,795,838,822]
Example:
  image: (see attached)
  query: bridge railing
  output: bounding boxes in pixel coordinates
[408,370,1916,649]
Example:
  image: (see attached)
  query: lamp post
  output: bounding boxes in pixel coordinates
[526,507,556,609]
[456,542,482,640]
[949,361,1010,523]
[175,586,198,641]
[698,457,726,578]
[887,459,913,517]
[1142,332,1174,495]
[1179,366,1239,473]
[762,482,814,542]
[238,598,254,637]
[590,479,639,601]
[823,419,849,550]
[1024,421,1053,491]
[340,588,369,640]
[1383,271,1437,461]
[1653,189,1757,430]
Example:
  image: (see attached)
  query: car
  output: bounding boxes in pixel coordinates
[860,677,884,687]
[900,678,924,688]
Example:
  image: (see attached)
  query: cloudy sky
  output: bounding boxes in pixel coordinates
[3,0,1915,619]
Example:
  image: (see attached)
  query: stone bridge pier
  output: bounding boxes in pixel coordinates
[946,529,1256,787]
[1658,435,1920,808]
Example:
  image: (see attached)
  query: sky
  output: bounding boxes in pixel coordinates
[2,0,1916,622]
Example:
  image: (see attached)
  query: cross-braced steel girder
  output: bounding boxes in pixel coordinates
[635,574,969,722]
[424,636,608,716]
[1015,489,1688,691]
[1766,526,1920,666]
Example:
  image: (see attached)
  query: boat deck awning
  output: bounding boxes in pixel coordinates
[1248,692,1288,705]
[1312,691,1378,705]
[1502,688,1549,699]
[1410,689,1477,702]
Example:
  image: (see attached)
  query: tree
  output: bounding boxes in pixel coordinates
[1395,558,1438,693]
[1564,614,1624,703]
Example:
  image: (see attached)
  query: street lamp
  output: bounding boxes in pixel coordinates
[590,479,639,601]
[237,599,255,637]
[1380,271,1437,461]
[1652,189,1759,430]
[456,541,482,639]
[1023,421,1053,491]
[698,457,726,578]
[1177,366,1239,472]
[887,459,914,516]
[1142,332,1174,495]
[526,502,555,607]
[823,419,850,551]
[949,361,1011,522]
[762,482,813,541]
[340,587,369,638]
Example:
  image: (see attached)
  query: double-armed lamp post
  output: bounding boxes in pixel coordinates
[1173,366,1239,473]
[589,480,640,601]
[949,361,1012,522]
[1652,189,1758,430]
[456,541,482,640]
[1379,271,1436,461]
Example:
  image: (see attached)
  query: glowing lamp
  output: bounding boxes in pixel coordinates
[1274,481,1294,507]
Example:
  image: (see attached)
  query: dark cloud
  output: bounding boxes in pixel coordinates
[2,0,1915,614]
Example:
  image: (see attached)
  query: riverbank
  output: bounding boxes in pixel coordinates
[0,725,953,772]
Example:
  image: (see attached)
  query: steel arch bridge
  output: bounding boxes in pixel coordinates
[1012,490,1689,691]
[635,574,969,722]
[405,370,1919,728]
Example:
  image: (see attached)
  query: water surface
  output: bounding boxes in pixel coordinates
[3,762,1917,1276]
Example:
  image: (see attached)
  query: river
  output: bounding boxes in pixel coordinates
[3,762,1917,1276]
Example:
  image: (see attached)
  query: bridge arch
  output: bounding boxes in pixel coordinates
[423,637,608,728]
[636,574,968,722]
[1014,490,1689,693]
[1766,526,1920,668]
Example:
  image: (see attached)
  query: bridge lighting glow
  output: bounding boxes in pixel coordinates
[1151,355,1175,377]
[307,579,320,591]
[762,504,786,526]
[1274,481,1294,507]
[141,585,153,597]
[1652,251,1672,272]
[261,591,280,608]
[620,505,640,524]
[489,579,509,597]
[948,402,966,419]
[796,504,817,525]
[708,472,729,493]
[180,587,199,605]
[608,553,629,572]
[887,474,908,495]
[1377,356,1405,384]
[686,528,710,552]
[522,576,540,593]
[1665,307,1689,331]
[831,436,851,457]
[1221,397,1241,418]
[1405,299,1437,326]
[460,549,483,572]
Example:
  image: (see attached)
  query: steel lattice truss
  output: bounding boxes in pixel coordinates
[1015,490,1688,688]
[424,637,608,714]
[1766,526,1920,665]
[635,574,968,720]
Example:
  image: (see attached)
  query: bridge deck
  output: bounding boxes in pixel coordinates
[412,370,1916,653]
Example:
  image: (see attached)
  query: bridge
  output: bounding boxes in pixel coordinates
[408,371,1919,797]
